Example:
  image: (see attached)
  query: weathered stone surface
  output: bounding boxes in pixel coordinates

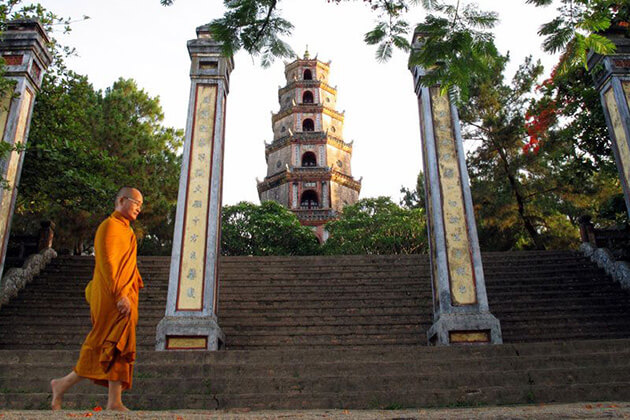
[0,247,56,307]
[581,243,630,292]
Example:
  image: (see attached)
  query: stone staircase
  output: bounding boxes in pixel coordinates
[1,251,630,409]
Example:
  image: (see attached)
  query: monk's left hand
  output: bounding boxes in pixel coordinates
[116,296,131,316]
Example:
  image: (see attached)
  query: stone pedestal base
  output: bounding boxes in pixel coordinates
[427,313,502,345]
[156,316,225,351]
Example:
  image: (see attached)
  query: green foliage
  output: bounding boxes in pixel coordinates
[14,71,112,253]
[461,54,560,250]
[532,62,627,228]
[323,197,427,255]
[461,46,623,251]
[527,0,628,74]
[409,2,499,100]
[362,2,414,62]
[221,201,320,256]
[100,79,184,255]
[400,171,425,209]
[13,73,183,255]
[163,0,294,67]
[162,0,499,93]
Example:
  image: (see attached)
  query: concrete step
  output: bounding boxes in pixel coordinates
[2,375,630,409]
[4,350,630,381]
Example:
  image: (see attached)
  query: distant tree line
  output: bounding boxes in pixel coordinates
[13,72,183,255]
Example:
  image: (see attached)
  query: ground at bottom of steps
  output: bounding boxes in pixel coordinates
[1,402,629,419]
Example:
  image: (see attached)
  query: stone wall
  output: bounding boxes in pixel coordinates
[260,183,290,207]
[266,146,292,176]
[326,144,352,174]
[330,182,359,212]
[321,113,343,137]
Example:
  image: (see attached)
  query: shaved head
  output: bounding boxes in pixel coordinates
[115,187,143,221]
[116,187,141,201]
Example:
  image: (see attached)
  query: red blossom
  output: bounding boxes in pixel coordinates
[523,100,558,155]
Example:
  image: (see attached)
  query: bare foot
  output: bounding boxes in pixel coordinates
[106,403,130,412]
[50,379,63,410]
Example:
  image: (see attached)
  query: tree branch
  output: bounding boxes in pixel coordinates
[250,0,277,50]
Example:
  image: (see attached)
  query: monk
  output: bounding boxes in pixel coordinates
[50,187,144,411]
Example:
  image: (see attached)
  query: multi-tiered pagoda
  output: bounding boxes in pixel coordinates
[257,51,361,241]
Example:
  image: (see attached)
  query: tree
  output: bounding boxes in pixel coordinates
[221,201,320,256]
[526,0,629,74]
[13,75,183,255]
[400,171,425,209]
[516,0,629,233]
[461,55,555,250]
[99,78,183,255]
[13,70,113,253]
[529,59,626,227]
[323,197,427,255]
[460,49,624,251]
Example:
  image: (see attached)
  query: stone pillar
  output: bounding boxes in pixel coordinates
[0,20,51,279]
[409,30,501,345]
[588,28,630,218]
[156,25,234,351]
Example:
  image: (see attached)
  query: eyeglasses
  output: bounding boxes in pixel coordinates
[124,196,143,210]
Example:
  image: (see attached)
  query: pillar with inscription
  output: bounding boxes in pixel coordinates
[588,27,630,218]
[156,25,233,351]
[0,20,51,279]
[409,30,501,345]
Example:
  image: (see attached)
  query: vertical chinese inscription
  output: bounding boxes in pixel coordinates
[177,84,217,310]
[430,89,476,305]
[0,89,32,250]
[605,86,630,190]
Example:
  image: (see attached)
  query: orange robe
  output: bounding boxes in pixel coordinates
[74,211,144,390]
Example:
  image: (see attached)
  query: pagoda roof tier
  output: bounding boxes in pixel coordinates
[284,58,330,74]
[272,104,344,124]
[293,209,338,225]
[257,167,361,194]
[279,80,337,96]
[265,132,353,156]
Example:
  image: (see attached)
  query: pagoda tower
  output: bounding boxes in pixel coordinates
[257,51,361,241]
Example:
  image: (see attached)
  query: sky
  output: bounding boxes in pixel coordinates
[36,0,559,205]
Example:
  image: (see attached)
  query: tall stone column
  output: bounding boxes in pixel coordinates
[156,25,233,351]
[588,28,630,218]
[0,20,52,278]
[409,30,501,345]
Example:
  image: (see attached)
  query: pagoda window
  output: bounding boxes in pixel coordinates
[302,91,314,104]
[302,152,317,167]
[300,190,319,209]
[302,118,314,132]
[303,69,313,80]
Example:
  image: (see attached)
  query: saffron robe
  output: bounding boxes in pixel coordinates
[74,211,144,390]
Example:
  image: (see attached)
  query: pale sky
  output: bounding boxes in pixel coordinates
[37,0,559,205]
